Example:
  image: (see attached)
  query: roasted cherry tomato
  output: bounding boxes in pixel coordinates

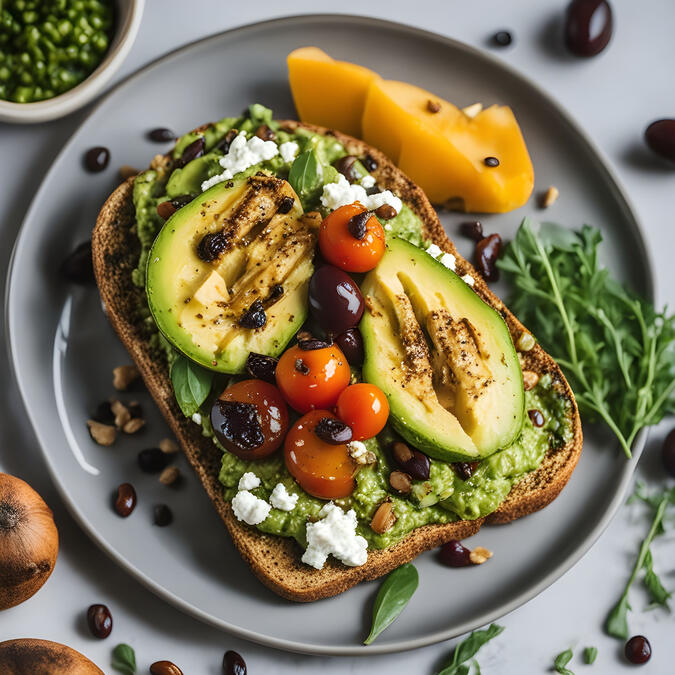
[319,202,386,273]
[276,343,351,413]
[336,383,389,440]
[284,410,357,499]
[210,379,288,459]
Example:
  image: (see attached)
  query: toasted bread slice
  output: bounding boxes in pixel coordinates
[92,121,582,602]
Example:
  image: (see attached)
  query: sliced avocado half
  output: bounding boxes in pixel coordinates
[361,237,524,462]
[146,172,320,373]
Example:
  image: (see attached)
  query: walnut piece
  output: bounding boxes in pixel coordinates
[159,438,179,454]
[469,545,493,565]
[113,365,140,391]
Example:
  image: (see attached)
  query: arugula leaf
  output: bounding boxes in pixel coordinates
[288,149,323,208]
[170,354,214,417]
[643,548,672,606]
[111,643,136,674]
[554,648,574,675]
[364,563,418,644]
[438,624,504,675]
[583,646,598,665]
[499,219,675,458]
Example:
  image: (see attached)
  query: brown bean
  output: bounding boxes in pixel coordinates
[86,604,112,639]
[223,650,247,675]
[374,204,396,220]
[150,661,183,675]
[389,471,412,495]
[475,233,502,281]
[113,483,136,517]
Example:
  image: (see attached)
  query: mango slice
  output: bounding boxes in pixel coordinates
[287,46,380,138]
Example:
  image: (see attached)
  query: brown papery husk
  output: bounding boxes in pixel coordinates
[0,473,59,610]
[0,638,103,674]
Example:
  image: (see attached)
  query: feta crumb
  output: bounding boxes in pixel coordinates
[301,503,368,569]
[367,189,402,213]
[231,490,271,525]
[347,440,376,465]
[360,174,376,189]
[439,252,456,270]
[279,140,299,163]
[191,412,202,425]
[320,174,401,214]
[238,471,261,491]
[426,243,443,259]
[461,274,475,287]
[269,483,299,511]
[201,131,279,191]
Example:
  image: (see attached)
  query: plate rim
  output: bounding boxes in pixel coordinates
[5,13,651,656]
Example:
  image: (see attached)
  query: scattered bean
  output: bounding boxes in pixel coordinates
[334,155,361,183]
[148,128,176,143]
[159,438,180,455]
[374,204,396,220]
[255,124,276,141]
[334,327,364,366]
[223,650,247,675]
[138,448,169,473]
[644,119,675,162]
[112,365,140,391]
[565,0,613,57]
[157,200,176,220]
[453,461,479,481]
[469,545,493,565]
[539,185,560,208]
[389,471,412,495]
[87,420,116,446]
[176,137,205,167]
[475,233,502,281]
[86,604,113,639]
[522,370,540,391]
[113,483,136,517]
[624,635,651,664]
[150,661,183,675]
[347,211,371,240]
[371,500,397,534]
[153,504,173,527]
[459,221,484,242]
[159,466,180,487]
[122,417,145,434]
[391,441,430,481]
[84,146,110,173]
[92,401,115,426]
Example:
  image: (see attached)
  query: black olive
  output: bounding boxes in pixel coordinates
[176,137,205,168]
[197,232,229,262]
[315,417,353,444]
[245,352,278,384]
[210,399,265,453]
[239,300,267,329]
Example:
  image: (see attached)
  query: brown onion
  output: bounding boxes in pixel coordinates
[0,638,103,673]
[0,474,59,610]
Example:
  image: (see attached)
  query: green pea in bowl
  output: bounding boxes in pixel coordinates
[0,0,144,123]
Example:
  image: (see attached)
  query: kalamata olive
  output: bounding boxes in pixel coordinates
[60,241,95,284]
[491,30,513,47]
[309,265,365,334]
[625,635,651,664]
[315,417,353,444]
[176,136,205,167]
[528,409,545,427]
[239,299,267,329]
[459,221,484,242]
[334,328,364,365]
[565,0,613,57]
[245,352,278,383]
[210,399,265,453]
[334,155,361,183]
[475,233,502,282]
[662,429,675,478]
[113,483,136,517]
[439,540,472,567]
[223,650,247,675]
[137,448,169,473]
[153,504,173,527]
[86,604,112,639]
[147,127,176,143]
[84,146,110,172]
[645,120,675,162]
[391,441,430,481]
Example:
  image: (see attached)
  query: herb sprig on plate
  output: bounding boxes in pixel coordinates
[438,623,504,675]
[499,219,675,458]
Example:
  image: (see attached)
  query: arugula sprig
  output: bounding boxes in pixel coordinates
[499,219,675,458]
[438,624,504,675]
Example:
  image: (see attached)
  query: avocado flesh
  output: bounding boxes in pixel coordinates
[146,173,320,373]
[361,237,524,462]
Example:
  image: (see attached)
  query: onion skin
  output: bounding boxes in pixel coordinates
[0,639,103,674]
[0,474,59,610]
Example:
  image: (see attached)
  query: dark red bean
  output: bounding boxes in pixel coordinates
[223,650,247,675]
[245,352,278,383]
[239,299,267,329]
[177,137,205,167]
[491,30,513,47]
[148,128,176,143]
[84,146,110,172]
[334,155,361,183]
[138,448,169,473]
[309,265,365,334]
[483,156,500,167]
[454,461,479,481]
[391,441,430,481]
[60,241,95,284]
[439,540,472,567]
[334,327,364,366]
[625,635,651,664]
[528,409,545,427]
[86,604,112,639]
[565,0,613,57]
[662,429,675,478]
[315,417,352,444]
[153,504,173,527]
[157,200,176,220]
[113,483,136,517]
[475,233,502,281]
[645,119,675,162]
[459,221,484,242]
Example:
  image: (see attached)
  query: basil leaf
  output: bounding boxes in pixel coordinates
[439,624,504,674]
[288,149,323,207]
[363,563,418,644]
[170,354,214,417]
[583,646,598,665]
[605,595,631,640]
[554,648,574,675]
[111,643,136,674]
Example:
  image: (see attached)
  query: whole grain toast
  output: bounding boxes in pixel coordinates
[91,121,582,602]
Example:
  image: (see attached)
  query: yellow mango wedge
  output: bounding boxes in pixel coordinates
[287,47,380,138]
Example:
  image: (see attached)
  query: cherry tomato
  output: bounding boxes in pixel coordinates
[319,202,386,273]
[276,344,351,413]
[210,379,288,459]
[336,383,389,440]
[284,410,357,499]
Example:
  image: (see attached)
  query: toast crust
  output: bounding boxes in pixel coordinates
[92,121,582,602]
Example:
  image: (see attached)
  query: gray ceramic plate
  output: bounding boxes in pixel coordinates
[6,15,651,655]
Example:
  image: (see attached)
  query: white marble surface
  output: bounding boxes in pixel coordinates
[0,1,673,673]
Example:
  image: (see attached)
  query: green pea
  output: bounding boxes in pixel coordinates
[0,66,10,82]
[57,19,72,35]
[13,86,34,103]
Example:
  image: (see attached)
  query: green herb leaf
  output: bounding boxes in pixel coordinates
[438,623,504,674]
[288,149,323,208]
[111,643,136,674]
[554,648,574,675]
[170,354,214,417]
[364,563,418,644]
[606,595,631,640]
[498,219,675,458]
[643,546,671,606]
[583,646,598,665]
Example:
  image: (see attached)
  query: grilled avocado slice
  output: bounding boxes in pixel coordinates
[360,237,524,462]
[146,172,320,373]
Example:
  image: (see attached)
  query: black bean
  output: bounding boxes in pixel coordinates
[458,221,484,242]
[60,240,94,284]
[277,196,295,213]
[475,233,502,282]
[315,417,353,444]
[86,604,113,639]
[245,352,278,384]
[197,231,229,262]
[491,30,513,47]
[176,137,205,168]
[239,299,267,329]
[84,146,110,172]
[483,156,500,167]
[347,211,371,240]
[153,504,173,527]
[138,448,169,473]
[223,650,247,675]
[148,128,176,143]
[211,399,265,452]
[113,483,136,517]
[334,155,361,183]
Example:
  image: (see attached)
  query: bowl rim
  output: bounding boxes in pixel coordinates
[0,0,145,123]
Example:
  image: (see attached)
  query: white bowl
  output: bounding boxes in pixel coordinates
[0,0,145,124]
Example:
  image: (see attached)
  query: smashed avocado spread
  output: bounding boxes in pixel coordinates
[132,105,573,560]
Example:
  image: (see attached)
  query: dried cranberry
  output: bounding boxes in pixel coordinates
[315,417,353,444]
[439,540,472,567]
[277,196,295,214]
[60,241,94,284]
[454,461,479,481]
[147,128,176,143]
[245,352,278,384]
[475,233,502,281]
[211,400,264,451]
[459,221,484,242]
[625,635,651,664]
[87,604,113,639]
[334,155,361,183]
[347,211,371,240]
[177,137,205,167]
[197,231,229,262]
[239,300,267,329]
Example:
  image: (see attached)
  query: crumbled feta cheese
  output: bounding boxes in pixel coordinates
[439,252,456,271]
[347,440,376,465]
[238,471,261,491]
[426,243,443,259]
[269,483,299,511]
[231,490,271,525]
[360,174,376,189]
[301,503,368,569]
[201,131,279,191]
[320,174,401,214]
[461,274,475,287]
[191,412,202,425]
[279,140,299,163]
